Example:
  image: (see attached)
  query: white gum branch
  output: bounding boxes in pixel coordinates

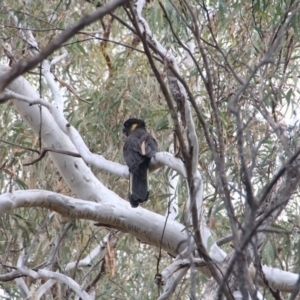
[15,248,30,299]
[64,231,119,272]
[16,267,93,300]
[0,190,188,257]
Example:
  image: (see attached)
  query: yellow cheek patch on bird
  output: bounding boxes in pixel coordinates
[130,124,138,131]
[141,141,146,155]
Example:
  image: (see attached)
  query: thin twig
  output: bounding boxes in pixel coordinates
[0,0,129,95]
[109,278,137,300]
[23,148,81,166]
[0,139,40,154]
[155,199,171,292]
[257,258,282,300]
[0,139,81,166]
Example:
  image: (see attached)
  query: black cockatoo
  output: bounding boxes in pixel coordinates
[123,118,157,207]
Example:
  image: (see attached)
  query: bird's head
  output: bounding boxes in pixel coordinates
[123,118,146,136]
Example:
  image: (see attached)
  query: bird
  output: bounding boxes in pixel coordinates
[123,118,158,207]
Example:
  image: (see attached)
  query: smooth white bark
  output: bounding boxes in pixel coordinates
[14,247,30,299]
[0,65,207,262]
[249,264,300,293]
[16,267,93,300]
[166,169,179,220]
[1,65,112,203]
[0,190,187,256]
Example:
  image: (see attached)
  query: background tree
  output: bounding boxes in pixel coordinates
[0,0,300,299]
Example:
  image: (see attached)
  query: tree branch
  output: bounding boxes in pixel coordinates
[0,0,129,97]
[0,190,188,257]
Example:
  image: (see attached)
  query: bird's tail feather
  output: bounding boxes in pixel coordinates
[129,163,149,207]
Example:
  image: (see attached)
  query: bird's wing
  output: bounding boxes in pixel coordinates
[123,129,157,175]
[123,137,144,170]
[138,132,158,158]
[146,134,158,157]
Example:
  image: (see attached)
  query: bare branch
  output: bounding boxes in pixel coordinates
[16,267,93,300]
[0,0,129,96]
[23,148,81,166]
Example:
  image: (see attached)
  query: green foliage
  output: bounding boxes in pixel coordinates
[1,0,300,298]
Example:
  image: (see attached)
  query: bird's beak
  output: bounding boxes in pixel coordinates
[122,127,127,135]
